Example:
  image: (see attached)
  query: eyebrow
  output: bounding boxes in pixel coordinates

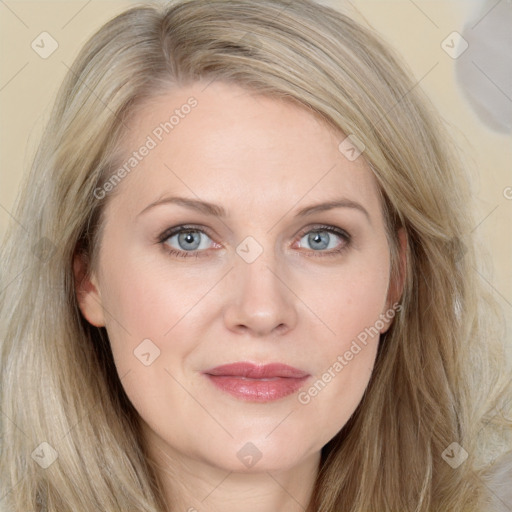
[137,196,371,223]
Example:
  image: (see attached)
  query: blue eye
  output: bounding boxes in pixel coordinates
[299,231,340,250]
[159,226,214,258]
[296,226,350,256]
[169,230,211,251]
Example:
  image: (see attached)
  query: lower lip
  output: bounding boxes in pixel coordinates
[205,375,309,402]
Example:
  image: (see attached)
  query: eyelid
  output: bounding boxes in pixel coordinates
[295,223,350,239]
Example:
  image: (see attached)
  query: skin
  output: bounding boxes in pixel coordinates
[75,81,406,512]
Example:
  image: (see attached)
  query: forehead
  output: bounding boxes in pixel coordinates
[108,81,381,219]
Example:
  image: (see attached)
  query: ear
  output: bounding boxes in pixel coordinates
[73,250,106,327]
[380,227,407,333]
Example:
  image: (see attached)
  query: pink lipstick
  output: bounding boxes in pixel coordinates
[203,362,310,402]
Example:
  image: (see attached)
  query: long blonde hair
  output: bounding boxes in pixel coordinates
[1,1,510,510]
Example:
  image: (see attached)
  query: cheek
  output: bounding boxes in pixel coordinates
[98,253,212,348]
[293,251,389,432]
[301,246,391,343]
[96,252,223,426]
[96,265,197,435]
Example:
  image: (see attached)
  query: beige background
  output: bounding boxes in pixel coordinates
[1,0,511,350]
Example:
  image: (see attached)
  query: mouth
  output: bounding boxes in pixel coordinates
[203,362,310,402]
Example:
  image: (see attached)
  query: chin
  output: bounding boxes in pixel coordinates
[204,433,320,474]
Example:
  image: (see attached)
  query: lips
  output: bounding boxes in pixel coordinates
[205,362,309,379]
[203,362,310,402]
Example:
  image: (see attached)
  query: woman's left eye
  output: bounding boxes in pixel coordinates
[295,226,351,256]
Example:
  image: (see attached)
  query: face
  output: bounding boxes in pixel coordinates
[75,81,404,475]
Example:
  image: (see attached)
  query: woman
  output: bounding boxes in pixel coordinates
[0,0,510,510]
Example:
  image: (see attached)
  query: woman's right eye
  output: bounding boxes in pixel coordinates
[158,226,216,258]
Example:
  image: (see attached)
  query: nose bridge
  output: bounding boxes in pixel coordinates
[223,239,297,336]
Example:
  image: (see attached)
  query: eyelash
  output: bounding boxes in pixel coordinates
[157,224,352,259]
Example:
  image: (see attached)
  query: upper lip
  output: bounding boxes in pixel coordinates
[204,362,309,379]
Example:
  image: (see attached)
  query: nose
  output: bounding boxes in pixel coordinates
[222,250,298,337]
